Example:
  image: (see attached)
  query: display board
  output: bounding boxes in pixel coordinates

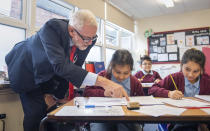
[148,27,210,63]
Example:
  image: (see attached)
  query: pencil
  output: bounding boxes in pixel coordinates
[139,75,145,81]
[170,74,178,90]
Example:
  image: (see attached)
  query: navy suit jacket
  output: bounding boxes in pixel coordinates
[5,19,95,98]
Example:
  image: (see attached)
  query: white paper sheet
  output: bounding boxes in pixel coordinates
[167,34,175,45]
[86,97,127,106]
[167,45,178,52]
[141,83,154,87]
[55,106,124,116]
[133,105,186,117]
[169,54,177,61]
[158,53,168,61]
[129,96,163,106]
[195,95,210,102]
[201,109,210,114]
[159,98,210,107]
[174,32,185,47]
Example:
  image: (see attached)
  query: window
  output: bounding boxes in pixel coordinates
[86,46,102,62]
[105,24,119,46]
[96,18,103,44]
[0,24,25,71]
[0,0,23,20]
[105,48,116,68]
[120,31,132,50]
[36,0,74,27]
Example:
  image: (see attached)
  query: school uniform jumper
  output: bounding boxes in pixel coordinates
[135,70,162,83]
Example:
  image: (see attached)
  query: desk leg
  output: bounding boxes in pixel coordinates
[39,117,48,131]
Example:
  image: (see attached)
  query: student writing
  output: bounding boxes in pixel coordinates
[149,48,210,130]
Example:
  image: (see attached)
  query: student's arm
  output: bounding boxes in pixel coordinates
[154,71,162,83]
[148,74,175,97]
[149,73,183,99]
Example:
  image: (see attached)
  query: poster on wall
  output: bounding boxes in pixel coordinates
[174,32,185,47]
[158,53,168,61]
[150,53,158,61]
[167,45,178,52]
[169,53,178,61]
[196,36,209,45]
[186,35,194,46]
[167,34,175,45]
[160,37,166,46]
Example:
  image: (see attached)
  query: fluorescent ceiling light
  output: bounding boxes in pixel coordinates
[160,0,174,8]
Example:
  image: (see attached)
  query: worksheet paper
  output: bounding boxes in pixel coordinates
[129,96,163,105]
[201,109,210,114]
[133,105,186,117]
[86,97,127,106]
[195,95,210,102]
[158,98,210,107]
[55,106,124,116]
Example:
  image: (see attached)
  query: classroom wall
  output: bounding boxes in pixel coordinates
[63,0,134,32]
[133,8,210,77]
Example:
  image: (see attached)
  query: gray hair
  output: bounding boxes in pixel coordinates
[70,9,97,31]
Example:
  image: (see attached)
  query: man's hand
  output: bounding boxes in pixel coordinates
[96,76,129,101]
[168,90,184,99]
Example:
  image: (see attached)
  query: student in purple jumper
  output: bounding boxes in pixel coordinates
[84,49,144,131]
[149,48,210,131]
[135,55,162,84]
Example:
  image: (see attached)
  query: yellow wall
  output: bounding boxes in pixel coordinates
[135,8,210,56]
[63,0,134,32]
[106,3,134,32]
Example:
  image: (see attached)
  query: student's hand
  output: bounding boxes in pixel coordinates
[154,79,161,83]
[44,94,57,109]
[168,90,184,100]
[138,79,143,82]
[96,76,130,101]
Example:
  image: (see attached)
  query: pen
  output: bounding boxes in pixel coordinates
[85,105,112,108]
[170,74,178,90]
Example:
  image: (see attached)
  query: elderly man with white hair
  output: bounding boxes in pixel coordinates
[5,9,128,131]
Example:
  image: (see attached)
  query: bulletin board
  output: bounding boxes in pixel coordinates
[148,27,210,64]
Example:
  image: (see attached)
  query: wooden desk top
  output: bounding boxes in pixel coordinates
[46,97,210,123]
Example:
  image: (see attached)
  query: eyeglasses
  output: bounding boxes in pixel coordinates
[74,29,98,43]
[142,63,152,66]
